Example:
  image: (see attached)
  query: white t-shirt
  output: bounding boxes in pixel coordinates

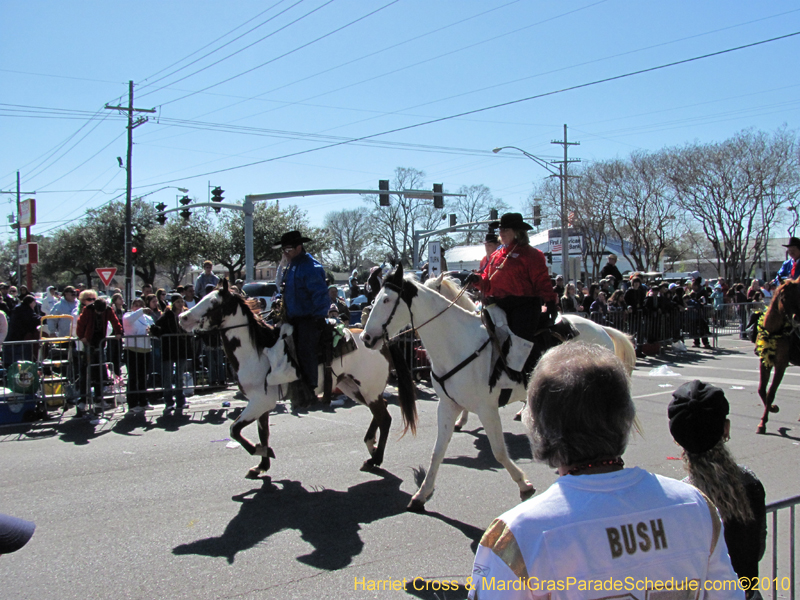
[469,467,742,600]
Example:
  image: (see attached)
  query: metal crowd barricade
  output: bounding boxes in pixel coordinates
[710,302,765,340]
[120,330,231,408]
[765,494,799,600]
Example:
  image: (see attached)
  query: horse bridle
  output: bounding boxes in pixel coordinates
[381,278,470,342]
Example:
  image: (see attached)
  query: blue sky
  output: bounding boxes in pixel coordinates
[2,0,799,241]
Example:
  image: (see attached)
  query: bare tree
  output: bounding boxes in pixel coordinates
[365,167,444,266]
[669,129,799,281]
[451,185,509,244]
[602,151,682,272]
[323,208,373,271]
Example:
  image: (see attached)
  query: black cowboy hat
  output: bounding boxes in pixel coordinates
[484,231,499,244]
[488,212,532,231]
[783,237,800,249]
[272,230,313,249]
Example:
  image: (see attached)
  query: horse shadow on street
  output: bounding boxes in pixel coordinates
[174,470,404,567]
[442,426,533,470]
[173,469,483,568]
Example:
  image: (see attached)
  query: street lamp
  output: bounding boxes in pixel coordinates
[493,146,570,281]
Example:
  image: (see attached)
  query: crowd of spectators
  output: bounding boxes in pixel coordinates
[0,264,236,418]
[548,254,777,354]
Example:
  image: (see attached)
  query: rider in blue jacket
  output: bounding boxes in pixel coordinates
[274,230,329,401]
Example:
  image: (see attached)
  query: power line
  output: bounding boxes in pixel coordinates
[140,29,800,187]
[153,0,398,108]
[162,0,524,123]
[137,0,308,96]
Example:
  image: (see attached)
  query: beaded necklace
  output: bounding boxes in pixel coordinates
[565,457,625,476]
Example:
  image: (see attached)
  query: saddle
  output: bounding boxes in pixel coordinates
[483,305,578,405]
[283,320,359,405]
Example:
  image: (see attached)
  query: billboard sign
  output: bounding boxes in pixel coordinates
[19,198,36,228]
[548,236,583,260]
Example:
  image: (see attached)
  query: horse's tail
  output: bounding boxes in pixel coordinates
[386,341,418,436]
[605,326,636,374]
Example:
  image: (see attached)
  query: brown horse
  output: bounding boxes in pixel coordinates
[755,279,800,434]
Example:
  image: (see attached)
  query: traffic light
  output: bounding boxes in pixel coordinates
[379,180,389,206]
[179,195,191,221]
[155,202,167,225]
[433,183,443,209]
[211,186,224,213]
[449,214,456,227]
[490,208,498,221]
[131,246,139,265]
[533,204,542,227]
[544,251,552,264]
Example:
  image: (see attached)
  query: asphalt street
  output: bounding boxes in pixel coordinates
[1,335,798,600]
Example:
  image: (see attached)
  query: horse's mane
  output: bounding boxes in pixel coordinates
[224,292,281,351]
[424,275,478,311]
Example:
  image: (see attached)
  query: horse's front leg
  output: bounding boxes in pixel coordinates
[246,412,276,479]
[362,397,392,471]
[476,403,535,501]
[758,362,786,434]
[230,415,257,455]
[408,396,462,512]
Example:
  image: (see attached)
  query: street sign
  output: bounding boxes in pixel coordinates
[18,243,38,265]
[96,268,117,287]
[428,241,442,278]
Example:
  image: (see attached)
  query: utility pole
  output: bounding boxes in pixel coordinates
[105,81,155,302]
[551,124,580,282]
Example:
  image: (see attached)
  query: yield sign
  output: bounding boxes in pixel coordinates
[96,268,117,287]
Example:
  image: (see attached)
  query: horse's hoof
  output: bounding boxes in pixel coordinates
[245,467,264,479]
[770,405,780,413]
[453,424,462,432]
[520,484,536,501]
[756,425,766,435]
[407,499,426,513]
[360,459,378,472]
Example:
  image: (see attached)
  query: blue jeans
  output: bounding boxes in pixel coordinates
[161,358,187,408]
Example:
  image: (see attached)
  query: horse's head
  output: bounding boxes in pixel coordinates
[179,279,232,332]
[360,263,415,349]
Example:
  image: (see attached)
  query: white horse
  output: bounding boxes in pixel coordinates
[179,280,417,478]
[361,265,634,512]
[425,273,636,430]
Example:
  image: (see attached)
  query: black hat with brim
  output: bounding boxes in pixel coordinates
[272,230,313,249]
[485,232,499,244]
[488,212,532,231]
[783,237,800,249]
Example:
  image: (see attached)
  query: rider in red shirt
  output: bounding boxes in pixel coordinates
[469,213,557,340]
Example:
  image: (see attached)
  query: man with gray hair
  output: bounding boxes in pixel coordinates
[468,343,742,599]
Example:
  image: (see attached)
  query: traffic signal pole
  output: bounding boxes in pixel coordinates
[157,186,455,282]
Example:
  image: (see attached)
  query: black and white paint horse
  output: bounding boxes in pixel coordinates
[179,280,417,478]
